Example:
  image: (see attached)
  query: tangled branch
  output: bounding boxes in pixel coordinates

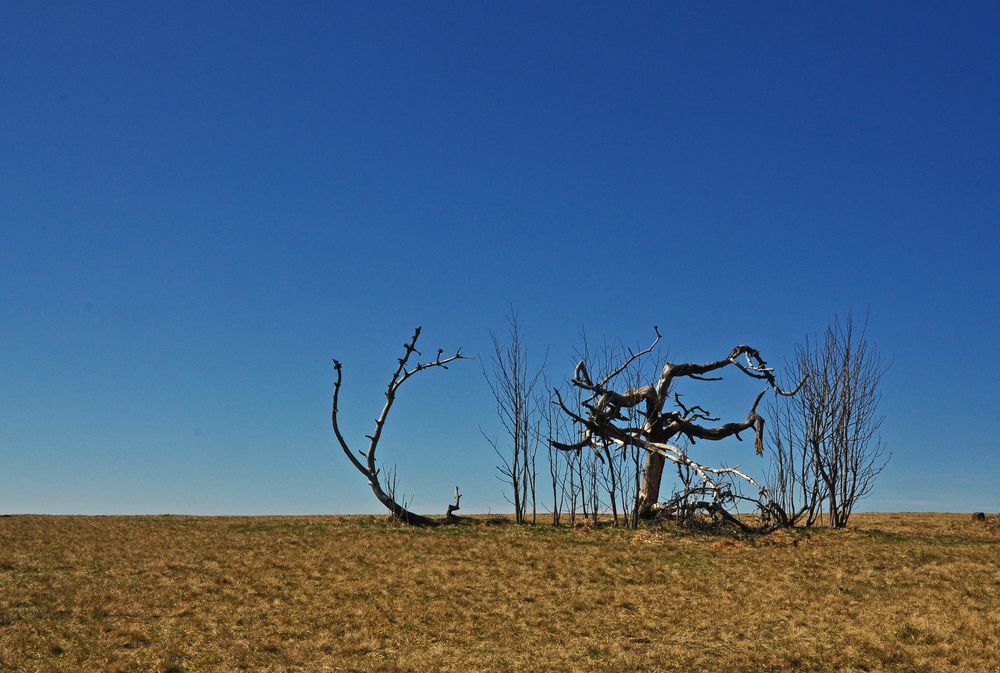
[553,327,806,533]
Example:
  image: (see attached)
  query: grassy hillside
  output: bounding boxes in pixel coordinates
[1,513,996,672]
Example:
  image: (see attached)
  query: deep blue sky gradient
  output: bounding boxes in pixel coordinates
[2,2,998,514]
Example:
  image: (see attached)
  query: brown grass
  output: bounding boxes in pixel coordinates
[0,513,997,672]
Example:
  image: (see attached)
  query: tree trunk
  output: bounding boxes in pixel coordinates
[637,452,666,518]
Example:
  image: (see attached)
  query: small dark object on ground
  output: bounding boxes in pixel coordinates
[972,512,986,521]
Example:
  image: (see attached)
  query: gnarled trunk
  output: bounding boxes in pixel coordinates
[552,328,805,533]
[637,452,665,518]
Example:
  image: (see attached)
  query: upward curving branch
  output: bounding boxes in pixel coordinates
[332,327,466,526]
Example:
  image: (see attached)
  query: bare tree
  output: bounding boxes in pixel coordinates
[483,310,546,524]
[331,327,465,527]
[543,380,575,525]
[767,315,889,528]
[808,316,888,527]
[552,327,805,534]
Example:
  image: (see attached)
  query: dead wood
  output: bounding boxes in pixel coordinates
[331,327,466,526]
[553,327,805,534]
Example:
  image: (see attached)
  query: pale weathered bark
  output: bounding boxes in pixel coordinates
[638,450,667,518]
[331,327,465,527]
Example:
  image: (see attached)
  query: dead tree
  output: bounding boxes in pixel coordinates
[552,327,805,534]
[482,311,545,524]
[331,327,465,526]
[799,315,889,528]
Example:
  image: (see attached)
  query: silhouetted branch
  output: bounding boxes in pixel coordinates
[331,327,467,526]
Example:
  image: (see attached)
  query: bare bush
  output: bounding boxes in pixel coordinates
[768,314,889,528]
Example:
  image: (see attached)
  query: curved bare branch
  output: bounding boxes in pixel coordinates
[331,327,467,526]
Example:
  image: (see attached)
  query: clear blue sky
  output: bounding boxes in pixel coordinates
[2,2,997,515]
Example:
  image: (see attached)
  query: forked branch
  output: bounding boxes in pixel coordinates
[331,327,467,526]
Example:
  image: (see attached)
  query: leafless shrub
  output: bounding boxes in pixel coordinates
[769,314,889,528]
[483,310,546,524]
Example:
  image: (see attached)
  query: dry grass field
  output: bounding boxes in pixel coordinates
[0,513,997,673]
